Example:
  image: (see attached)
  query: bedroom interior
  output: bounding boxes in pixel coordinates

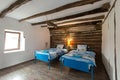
[0,0,119,80]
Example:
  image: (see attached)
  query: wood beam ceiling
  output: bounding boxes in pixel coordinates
[38,19,102,28]
[57,15,104,25]
[58,20,102,28]
[20,0,100,21]
[58,19,102,26]
[32,2,109,26]
[49,20,102,29]
[0,0,31,17]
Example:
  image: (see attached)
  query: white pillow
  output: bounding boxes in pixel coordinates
[56,44,64,49]
[77,45,87,52]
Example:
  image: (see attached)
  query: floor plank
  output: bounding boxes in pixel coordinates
[0,60,109,80]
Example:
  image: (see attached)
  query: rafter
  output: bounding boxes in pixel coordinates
[48,20,102,29]
[32,4,109,26]
[58,19,102,26]
[20,0,100,21]
[57,20,102,28]
[0,0,31,17]
[57,15,104,25]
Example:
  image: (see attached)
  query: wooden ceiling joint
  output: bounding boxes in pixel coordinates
[46,21,58,28]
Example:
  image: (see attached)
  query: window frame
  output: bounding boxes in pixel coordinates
[4,31,21,51]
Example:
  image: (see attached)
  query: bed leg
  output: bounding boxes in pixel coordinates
[34,52,36,64]
[91,66,94,80]
[48,61,51,70]
[34,59,36,64]
[34,56,36,64]
[60,62,62,73]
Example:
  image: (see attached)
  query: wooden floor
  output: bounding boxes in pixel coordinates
[0,60,109,80]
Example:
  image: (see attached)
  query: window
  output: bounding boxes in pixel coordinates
[4,29,25,53]
[5,31,20,51]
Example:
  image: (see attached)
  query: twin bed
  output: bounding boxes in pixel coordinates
[60,50,96,80]
[34,45,96,80]
[34,44,67,69]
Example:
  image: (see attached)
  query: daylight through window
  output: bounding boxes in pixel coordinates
[4,30,25,53]
[5,31,20,51]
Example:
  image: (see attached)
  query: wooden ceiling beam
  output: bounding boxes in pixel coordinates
[58,19,102,26]
[0,0,31,17]
[49,20,102,29]
[63,20,102,26]
[51,2,110,22]
[57,20,102,28]
[57,15,104,25]
[20,0,100,21]
[32,2,110,26]
[32,4,109,26]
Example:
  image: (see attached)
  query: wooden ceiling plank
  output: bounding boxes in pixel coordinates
[20,0,100,21]
[0,0,31,17]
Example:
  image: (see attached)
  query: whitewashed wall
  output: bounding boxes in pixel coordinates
[32,25,50,50]
[102,8,115,80]
[0,17,50,69]
[115,0,120,80]
[102,0,120,80]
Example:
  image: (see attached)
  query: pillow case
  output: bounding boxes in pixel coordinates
[77,45,87,52]
[41,50,49,53]
[56,44,64,49]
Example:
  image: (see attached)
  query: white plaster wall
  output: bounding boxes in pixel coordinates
[102,0,120,80]
[115,0,120,80]
[102,9,115,80]
[102,18,110,75]
[0,17,50,69]
[32,25,50,50]
[108,9,115,80]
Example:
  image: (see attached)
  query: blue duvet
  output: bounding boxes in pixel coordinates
[60,50,96,72]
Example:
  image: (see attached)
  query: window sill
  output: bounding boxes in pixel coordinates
[4,50,25,53]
